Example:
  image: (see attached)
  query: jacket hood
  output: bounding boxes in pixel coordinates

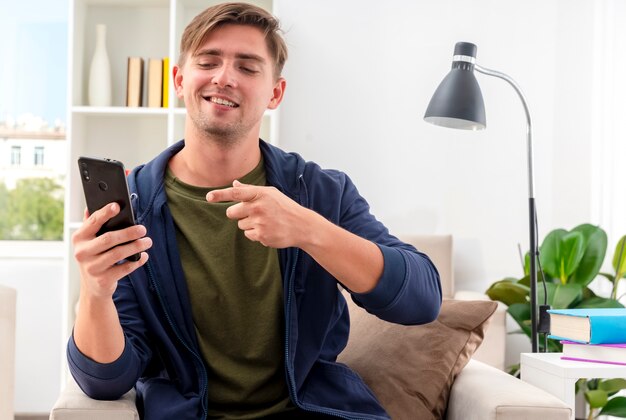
[127,139,306,225]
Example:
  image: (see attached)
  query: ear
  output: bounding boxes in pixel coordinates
[267,78,286,110]
[173,65,184,99]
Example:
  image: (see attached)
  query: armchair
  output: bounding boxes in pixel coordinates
[0,284,17,420]
[50,235,569,419]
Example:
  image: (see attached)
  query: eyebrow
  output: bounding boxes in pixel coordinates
[195,48,266,64]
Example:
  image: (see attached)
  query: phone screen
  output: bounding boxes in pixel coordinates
[78,156,140,261]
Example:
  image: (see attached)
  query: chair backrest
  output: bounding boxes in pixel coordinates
[399,235,454,299]
[0,284,16,420]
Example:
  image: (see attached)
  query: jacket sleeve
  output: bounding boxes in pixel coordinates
[67,275,152,400]
[352,243,442,325]
[326,170,442,325]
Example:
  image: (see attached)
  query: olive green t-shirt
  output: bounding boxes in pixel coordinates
[164,158,292,418]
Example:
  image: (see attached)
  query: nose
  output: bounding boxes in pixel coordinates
[212,64,236,88]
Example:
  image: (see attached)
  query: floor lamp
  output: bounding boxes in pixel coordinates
[423,41,540,352]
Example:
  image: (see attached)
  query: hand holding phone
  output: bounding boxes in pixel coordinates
[78,156,140,261]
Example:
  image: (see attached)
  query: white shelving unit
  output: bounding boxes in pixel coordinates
[62,0,276,354]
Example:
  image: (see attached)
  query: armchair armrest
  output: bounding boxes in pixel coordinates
[0,285,16,420]
[50,376,139,420]
[446,359,571,420]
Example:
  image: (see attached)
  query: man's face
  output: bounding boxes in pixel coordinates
[174,24,285,145]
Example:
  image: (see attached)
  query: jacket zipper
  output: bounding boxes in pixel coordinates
[284,247,299,403]
[283,173,306,411]
[283,175,370,420]
[146,261,209,420]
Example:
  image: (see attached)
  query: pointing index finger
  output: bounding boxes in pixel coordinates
[206,181,259,203]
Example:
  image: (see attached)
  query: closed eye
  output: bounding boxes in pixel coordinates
[240,67,259,74]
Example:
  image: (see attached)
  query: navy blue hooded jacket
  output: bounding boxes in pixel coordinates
[67,140,442,419]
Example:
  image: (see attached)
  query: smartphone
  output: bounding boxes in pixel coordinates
[78,156,140,262]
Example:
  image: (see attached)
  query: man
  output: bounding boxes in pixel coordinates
[69,3,442,419]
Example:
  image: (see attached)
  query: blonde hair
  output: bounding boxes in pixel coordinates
[178,2,288,79]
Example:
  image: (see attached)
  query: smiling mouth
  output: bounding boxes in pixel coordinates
[206,96,239,108]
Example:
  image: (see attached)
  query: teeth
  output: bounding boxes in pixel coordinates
[210,97,237,107]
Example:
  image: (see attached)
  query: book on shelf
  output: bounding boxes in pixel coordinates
[147,58,163,108]
[548,308,626,344]
[126,57,144,107]
[162,57,169,108]
[561,340,626,366]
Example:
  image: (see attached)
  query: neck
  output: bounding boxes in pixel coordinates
[170,123,262,188]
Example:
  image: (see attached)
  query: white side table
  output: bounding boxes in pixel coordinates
[521,352,626,420]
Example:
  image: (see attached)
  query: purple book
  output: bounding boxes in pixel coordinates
[560,340,626,365]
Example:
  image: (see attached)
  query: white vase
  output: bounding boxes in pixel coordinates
[88,24,112,106]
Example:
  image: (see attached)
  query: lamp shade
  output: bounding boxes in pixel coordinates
[424,42,486,130]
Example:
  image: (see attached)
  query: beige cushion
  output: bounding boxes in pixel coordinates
[453,290,507,371]
[338,294,497,420]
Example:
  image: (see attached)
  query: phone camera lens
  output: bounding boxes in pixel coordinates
[83,170,90,181]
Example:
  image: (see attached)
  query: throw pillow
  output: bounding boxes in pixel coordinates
[337,294,497,420]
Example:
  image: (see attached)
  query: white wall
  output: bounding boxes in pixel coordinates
[0,241,63,413]
[275,0,598,294]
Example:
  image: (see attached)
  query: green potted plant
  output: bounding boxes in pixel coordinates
[486,224,626,419]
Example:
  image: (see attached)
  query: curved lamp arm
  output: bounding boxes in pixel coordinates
[474,64,535,199]
[475,63,539,352]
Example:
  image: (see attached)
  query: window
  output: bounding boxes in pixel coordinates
[0,1,67,241]
[11,146,21,166]
[34,146,44,166]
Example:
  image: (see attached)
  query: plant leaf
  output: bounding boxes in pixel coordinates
[537,282,557,306]
[599,396,626,417]
[485,279,529,306]
[582,287,598,299]
[540,229,567,279]
[524,251,530,276]
[599,379,626,394]
[518,274,531,287]
[507,303,531,337]
[560,231,585,279]
[599,272,616,283]
[575,296,624,309]
[613,235,626,278]
[551,284,583,309]
[585,389,608,408]
[569,224,608,287]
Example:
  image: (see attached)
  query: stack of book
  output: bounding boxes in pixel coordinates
[548,308,626,365]
[126,57,169,108]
